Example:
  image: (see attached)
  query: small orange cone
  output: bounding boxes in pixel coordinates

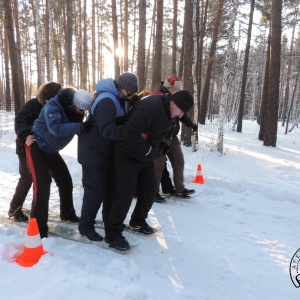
[15,218,47,267]
[193,164,205,184]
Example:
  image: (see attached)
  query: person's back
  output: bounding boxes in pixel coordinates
[114,93,173,162]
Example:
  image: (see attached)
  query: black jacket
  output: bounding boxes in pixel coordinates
[114,94,174,163]
[165,113,195,140]
[14,98,43,155]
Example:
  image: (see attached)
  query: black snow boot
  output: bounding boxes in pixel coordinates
[8,209,29,222]
[105,235,130,251]
[155,192,166,203]
[175,188,195,198]
[129,220,154,235]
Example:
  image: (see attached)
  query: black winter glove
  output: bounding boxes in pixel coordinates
[147,147,163,160]
[159,141,171,155]
[82,120,93,132]
[192,123,198,132]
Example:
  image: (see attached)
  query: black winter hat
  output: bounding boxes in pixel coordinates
[115,72,139,93]
[171,90,194,113]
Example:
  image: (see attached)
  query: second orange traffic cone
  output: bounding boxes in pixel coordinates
[193,164,205,184]
[15,218,47,267]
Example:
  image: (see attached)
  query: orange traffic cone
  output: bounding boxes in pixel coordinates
[193,164,205,184]
[15,218,47,267]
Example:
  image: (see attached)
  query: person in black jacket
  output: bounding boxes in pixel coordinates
[8,82,63,221]
[151,75,198,201]
[105,90,194,251]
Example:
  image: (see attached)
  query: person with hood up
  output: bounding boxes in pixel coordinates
[26,88,93,238]
[78,72,138,242]
[8,82,63,222]
[105,89,194,251]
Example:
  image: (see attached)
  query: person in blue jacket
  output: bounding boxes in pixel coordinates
[9,82,62,222]
[77,72,138,241]
[26,88,93,238]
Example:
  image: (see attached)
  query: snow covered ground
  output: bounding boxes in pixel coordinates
[0,111,299,300]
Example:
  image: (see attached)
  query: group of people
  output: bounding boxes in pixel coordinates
[8,72,196,251]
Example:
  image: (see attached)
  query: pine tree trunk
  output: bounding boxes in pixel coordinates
[191,0,199,151]
[137,0,146,90]
[197,0,208,121]
[4,32,12,111]
[3,0,25,113]
[124,0,129,72]
[181,0,194,147]
[199,0,224,125]
[112,0,120,77]
[258,34,271,141]
[66,0,73,86]
[236,0,255,132]
[218,0,239,154]
[81,0,88,89]
[264,0,282,147]
[171,0,178,74]
[151,0,163,90]
[281,24,295,126]
[285,62,300,134]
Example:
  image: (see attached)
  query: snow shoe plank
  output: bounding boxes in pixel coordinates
[0,215,28,229]
[0,215,138,254]
[48,223,138,253]
[22,208,102,225]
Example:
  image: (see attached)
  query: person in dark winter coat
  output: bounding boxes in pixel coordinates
[8,82,62,222]
[151,75,198,202]
[78,72,138,242]
[105,90,194,251]
[26,88,93,238]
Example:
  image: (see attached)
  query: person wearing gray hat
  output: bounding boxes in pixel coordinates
[115,72,139,95]
[78,72,138,242]
[26,88,92,238]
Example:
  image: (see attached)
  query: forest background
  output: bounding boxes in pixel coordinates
[0,0,299,152]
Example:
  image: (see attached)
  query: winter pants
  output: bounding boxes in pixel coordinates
[154,136,185,194]
[105,156,157,241]
[160,160,174,193]
[165,136,185,193]
[79,167,115,235]
[9,150,32,214]
[154,155,166,191]
[26,143,75,237]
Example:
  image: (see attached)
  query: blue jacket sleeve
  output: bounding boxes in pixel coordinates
[93,98,124,140]
[44,101,83,137]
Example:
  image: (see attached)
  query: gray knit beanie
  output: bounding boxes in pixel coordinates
[73,89,93,110]
[115,72,139,93]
